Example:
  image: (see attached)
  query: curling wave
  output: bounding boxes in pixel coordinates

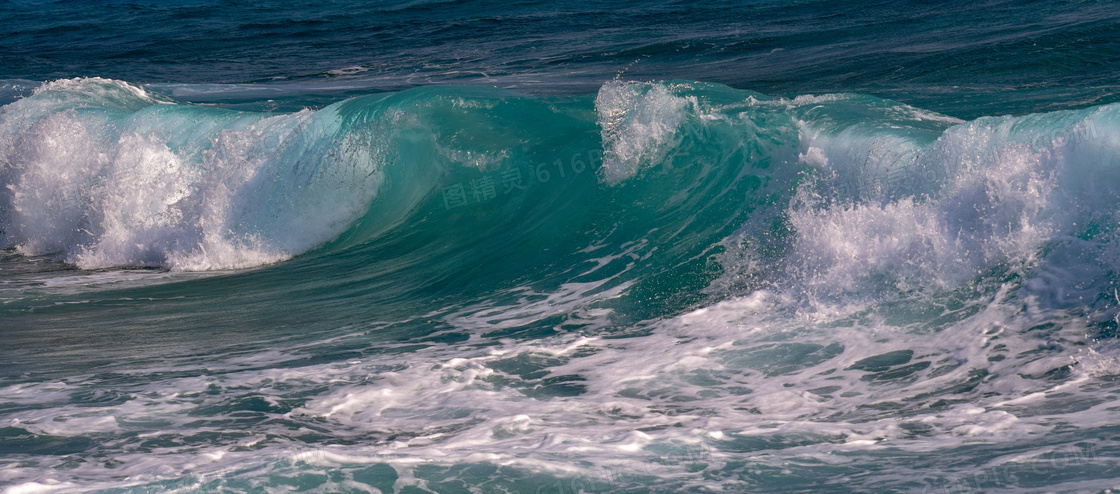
[2,77,1119,312]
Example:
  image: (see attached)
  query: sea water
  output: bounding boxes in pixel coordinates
[3,1,1120,492]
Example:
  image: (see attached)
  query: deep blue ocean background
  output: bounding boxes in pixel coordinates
[3,1,1120,493]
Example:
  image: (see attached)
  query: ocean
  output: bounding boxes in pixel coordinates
[2,1,1120,492]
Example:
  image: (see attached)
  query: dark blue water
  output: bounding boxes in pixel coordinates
[3,1,1120,493]
[4,0,1120,117]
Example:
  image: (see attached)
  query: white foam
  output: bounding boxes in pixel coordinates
[595,81,695,185]
[1,481,74,494]
[32,77,164,105]
[0,277,1111,491]
[720,102,1120,310]
[0,79,385,271]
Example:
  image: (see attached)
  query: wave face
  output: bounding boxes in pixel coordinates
[4,77,1120,493]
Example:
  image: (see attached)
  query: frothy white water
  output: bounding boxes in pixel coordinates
[2,273,1115,492]
[709,94,1120,315]
[595,81,696,185]
[0,78,384,271]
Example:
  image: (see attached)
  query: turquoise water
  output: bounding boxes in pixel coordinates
[3,2,1120,493]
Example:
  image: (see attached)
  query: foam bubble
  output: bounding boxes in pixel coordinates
[720,100,1120,310]
[595,81,694,185]
[0,79,385,271]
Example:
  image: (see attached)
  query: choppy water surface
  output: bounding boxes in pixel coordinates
[3,1,1120,492]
